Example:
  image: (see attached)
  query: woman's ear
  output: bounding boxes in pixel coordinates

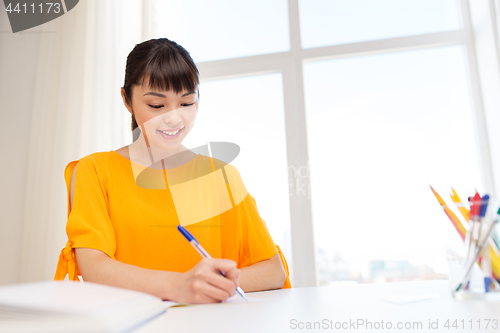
[121,87,133,115]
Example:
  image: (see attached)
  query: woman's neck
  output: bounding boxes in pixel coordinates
[126,140,196,170]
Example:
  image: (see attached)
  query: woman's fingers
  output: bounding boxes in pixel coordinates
[197,280,235,303]
[189,258,240,302]
[203,270,236,297]
[208,258,240,283]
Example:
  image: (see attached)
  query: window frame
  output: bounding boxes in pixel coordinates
[147,0,495,287]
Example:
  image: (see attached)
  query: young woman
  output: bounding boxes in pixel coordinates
[54,38,291,304]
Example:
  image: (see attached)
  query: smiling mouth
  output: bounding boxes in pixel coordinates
[160,128,183,135]
[157,127,183,139]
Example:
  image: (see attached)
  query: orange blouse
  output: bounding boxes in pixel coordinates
[54,151,291,289]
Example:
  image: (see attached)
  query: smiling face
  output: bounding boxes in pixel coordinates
[121,77,199,155]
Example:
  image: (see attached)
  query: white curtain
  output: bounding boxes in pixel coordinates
[19,0,148,282]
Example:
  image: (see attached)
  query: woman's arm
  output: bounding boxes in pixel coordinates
[75,248,240,304]
[219,165,288,292]
[70,165,239,304]
[239,253,286,292]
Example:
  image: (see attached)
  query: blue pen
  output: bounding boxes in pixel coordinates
[479,195,491,292]
[457,192,490,291]
[177,225,248,301]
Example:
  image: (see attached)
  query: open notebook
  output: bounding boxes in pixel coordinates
[0,281,173,333]
[0,281,254,332]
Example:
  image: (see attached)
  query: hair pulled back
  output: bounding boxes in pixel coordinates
[122,38,199,131]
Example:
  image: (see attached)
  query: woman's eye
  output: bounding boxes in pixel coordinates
[148,103,194,109]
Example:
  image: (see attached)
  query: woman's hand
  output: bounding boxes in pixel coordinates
[75,248,240,304]
[167,258,240,304]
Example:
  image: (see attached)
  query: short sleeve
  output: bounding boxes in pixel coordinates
[224,165,278,267]
[239,194,279,267]
[67,155,116,259]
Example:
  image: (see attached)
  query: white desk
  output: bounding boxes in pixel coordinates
[134,280,500,333]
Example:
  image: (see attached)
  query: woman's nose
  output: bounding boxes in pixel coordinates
[162,108,182,125]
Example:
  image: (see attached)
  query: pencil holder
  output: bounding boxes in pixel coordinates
[446,202,500,300]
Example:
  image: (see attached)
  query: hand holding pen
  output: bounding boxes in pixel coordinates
[169,257,242,304]
[178,225,248,302]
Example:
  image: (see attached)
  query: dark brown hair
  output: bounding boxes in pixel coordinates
[122,38,200,131]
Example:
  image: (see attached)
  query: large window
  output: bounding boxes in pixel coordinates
[304,45,481,285]
[153,0,489,287]
[299,0,461,48]
[157,0,290,62]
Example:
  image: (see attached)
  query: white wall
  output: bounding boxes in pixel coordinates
[0,10,41,284]
[0,1,141,283]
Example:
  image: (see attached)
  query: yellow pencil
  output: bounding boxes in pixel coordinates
[430,186,466,238]
[450,187,469,222]
[431,186,500,285]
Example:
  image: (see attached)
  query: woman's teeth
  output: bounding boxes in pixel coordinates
[161,129,181,136]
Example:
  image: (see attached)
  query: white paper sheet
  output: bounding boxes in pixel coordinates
[0,281,167,333]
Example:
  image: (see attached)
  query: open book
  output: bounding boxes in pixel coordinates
[0,281,174,333]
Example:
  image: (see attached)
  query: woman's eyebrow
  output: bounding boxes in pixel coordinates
[143,91,195,98]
